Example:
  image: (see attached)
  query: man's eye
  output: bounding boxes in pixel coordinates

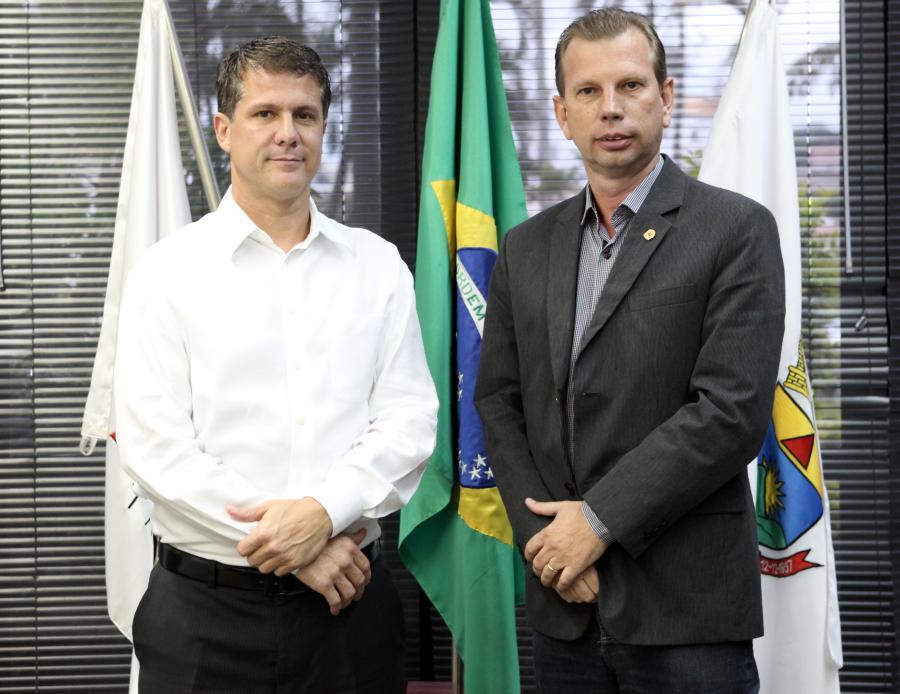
[578,87,594,96]
[624,82,640,90]
[257,110,272,118]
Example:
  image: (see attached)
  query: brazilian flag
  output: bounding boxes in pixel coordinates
[398,0,527,690]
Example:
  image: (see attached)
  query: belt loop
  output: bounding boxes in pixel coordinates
[207,560,218,588]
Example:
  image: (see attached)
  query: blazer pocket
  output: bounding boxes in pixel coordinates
[628,283,697,312]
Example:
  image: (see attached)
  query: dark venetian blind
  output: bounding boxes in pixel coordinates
[0,3,144,690]
[889,0,900,686]
[842,0,892,690]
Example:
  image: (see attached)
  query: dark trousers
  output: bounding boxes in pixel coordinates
[133,556,405,694]
[533,616,759,694]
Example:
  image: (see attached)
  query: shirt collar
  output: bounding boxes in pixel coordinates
[580,154,665,227]
[215,187,354,259]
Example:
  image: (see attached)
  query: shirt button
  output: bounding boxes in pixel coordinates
[297,416,306,426]
[602,247,612,260]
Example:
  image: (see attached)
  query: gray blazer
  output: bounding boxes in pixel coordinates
[474,158,785,645]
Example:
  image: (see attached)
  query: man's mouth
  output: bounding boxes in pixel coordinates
[596,134,632,151]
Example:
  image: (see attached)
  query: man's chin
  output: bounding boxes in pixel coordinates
[587,151,657,181]
[233,179,312,207]
[264,178,312,203]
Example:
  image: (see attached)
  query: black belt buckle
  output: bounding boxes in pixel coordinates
[263,572,306,596]
[263,573,278,597]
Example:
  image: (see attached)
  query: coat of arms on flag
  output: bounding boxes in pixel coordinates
[757,342,825,576]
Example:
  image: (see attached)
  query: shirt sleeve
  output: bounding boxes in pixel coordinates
[302,252,439,535]
[114,260,274,544]
[581,502,616,546]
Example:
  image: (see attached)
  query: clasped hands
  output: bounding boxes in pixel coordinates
[523,498,607,604]
[227,497,370,616]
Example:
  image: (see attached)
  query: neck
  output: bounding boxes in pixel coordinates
[231,186,312,252]
[587,154,660,229]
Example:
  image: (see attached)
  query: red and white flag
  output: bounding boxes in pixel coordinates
[80,0,192,687]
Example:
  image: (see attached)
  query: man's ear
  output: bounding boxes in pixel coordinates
[213,112,232,153]
[552,95,572,141]
[660,77,675,129]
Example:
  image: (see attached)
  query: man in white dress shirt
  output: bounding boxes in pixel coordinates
[114,37,438,693]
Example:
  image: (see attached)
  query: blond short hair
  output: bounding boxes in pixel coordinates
[555,8,667,95]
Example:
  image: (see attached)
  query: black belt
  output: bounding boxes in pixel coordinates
[158,541,380,596]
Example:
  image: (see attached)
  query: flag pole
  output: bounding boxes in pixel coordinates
[161,0,220,211]
[737,0,756,49]
[738,0,766,52]
[451,643,462,693]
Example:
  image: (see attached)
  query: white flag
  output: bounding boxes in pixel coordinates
[699,2,842,693]
[80,0,191,653]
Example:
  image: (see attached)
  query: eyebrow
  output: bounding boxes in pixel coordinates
[245,101,321,115]
[570,73,648,87]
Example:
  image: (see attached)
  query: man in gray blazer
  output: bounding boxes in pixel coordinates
[474,8,785,692]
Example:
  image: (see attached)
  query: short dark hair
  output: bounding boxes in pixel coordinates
[216,36,332,118]
[554,8,667,95]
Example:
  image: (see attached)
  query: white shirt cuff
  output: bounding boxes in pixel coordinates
[303,468,368,537]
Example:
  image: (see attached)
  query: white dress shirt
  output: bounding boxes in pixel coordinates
[114,188,438,565]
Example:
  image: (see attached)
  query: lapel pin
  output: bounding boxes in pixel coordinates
[643,229,656,241]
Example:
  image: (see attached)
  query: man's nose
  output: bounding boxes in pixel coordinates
[275,113,299,146]
[599,91,624,121]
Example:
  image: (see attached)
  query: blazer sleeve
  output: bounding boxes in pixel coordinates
[475,233,556,553]
[583,201,786,558]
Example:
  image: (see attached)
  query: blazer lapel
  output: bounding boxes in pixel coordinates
[577,159,687,358]
[546,194,584,394]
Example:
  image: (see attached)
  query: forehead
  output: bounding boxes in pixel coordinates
[236,69,322,110]
[562,29,655,81]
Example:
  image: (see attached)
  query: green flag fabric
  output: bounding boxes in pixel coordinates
[398,0,527,691]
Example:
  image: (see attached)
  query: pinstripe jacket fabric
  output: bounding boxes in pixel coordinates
[474,158,785,644]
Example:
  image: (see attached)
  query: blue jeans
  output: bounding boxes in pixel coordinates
[533,616,759,694]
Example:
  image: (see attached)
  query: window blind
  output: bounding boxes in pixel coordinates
[0,2,142,690]
[835,1,892,690]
